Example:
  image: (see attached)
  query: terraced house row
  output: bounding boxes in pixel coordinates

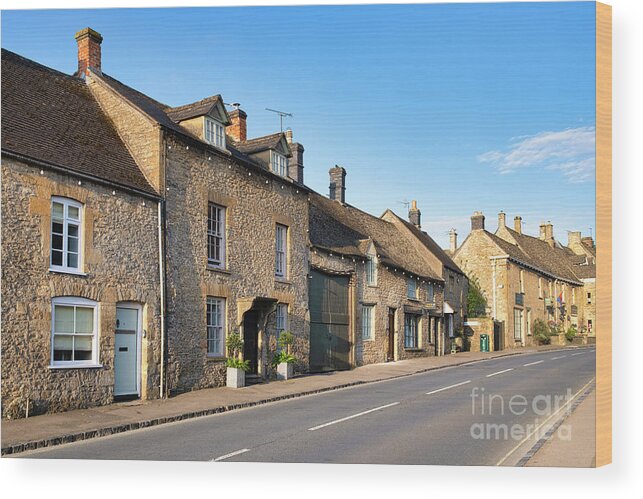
[1,29,468,418]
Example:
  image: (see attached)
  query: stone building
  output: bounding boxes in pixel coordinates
[78,29,311,390]
[565,232,596,339]
[381,201,469,354]
[1,47,164,418]
[309,168,445,368]
[453,211,584,350]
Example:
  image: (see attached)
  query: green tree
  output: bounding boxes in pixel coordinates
[467,278,487,317]
[532,319,552,345]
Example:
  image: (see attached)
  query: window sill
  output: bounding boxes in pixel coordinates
[206,355,226,361]
[404,347,423,352]
[362,337,375,342]
[275,277,291,285]
[407,297,421,302]
[49,364,103,370]
[49,267,88,277]
[206,265,231,275]
[367,284,378,288]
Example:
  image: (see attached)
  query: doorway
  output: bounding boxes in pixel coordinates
[243,310,259,375]
[114,303,141,398]
[387,308,396,361]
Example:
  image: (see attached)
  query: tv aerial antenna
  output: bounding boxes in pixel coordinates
[265,108,293,131]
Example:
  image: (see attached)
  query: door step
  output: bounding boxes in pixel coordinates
[245,374,265,386]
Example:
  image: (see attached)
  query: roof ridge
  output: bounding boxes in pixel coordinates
[166,94,222,113]
[1,48,83,83]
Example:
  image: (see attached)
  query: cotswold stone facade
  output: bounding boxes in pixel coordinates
[454,212,585,350]
[1,155,162,419]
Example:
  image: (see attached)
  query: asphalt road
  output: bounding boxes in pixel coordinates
[19,347,596,465]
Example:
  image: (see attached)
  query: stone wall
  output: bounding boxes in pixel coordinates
[1,157,162,418]
[463,317,496,352]
[162,133,310,392]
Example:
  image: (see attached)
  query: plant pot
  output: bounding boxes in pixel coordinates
[226,367,245,388]
[277,362,294,381]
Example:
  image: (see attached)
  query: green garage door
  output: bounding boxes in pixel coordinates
[309,269,351,372]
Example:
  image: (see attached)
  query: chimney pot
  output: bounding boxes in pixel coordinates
[568,231,582,248]
[75,27,103,77]
[226,108,247,143]
[329,166,347,204]
[285,129,293,144]
[581,236,595,249]
[514,216,522,234]
[408,200,421,229]
[471,211,485,231]
[288,140,305,184]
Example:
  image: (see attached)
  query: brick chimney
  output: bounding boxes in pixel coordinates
[449,228,458,253]
[408,200,421,229]
[514,216,522,234]
[285,129,305,184]
[75,28,103,77]
[498,211,506,229]
[226,108,247,143]
[581,236,595,249]
[471,211,485,231]
[329,166,346,203]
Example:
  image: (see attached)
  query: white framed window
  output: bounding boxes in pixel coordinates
[207,203,226,268]
[50,197,83,273]
[426,282,435,303]
[361,304,374,340]
[206,297,226,356]
[404,314,419,349]
[407,278,418,299]
[366,256,377,286]
[51,297,98,367]
[276,303,288,350]
[275,224,288,278]
[204,117,226,149]
[587,292,592,304]
[270,150,288,177]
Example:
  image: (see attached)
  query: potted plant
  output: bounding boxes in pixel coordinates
[271,331,296,380]
[225,331,249,388]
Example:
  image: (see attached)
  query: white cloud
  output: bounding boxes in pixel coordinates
[478,127,596,183]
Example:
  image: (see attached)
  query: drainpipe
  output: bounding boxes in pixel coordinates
[158,200,166,398]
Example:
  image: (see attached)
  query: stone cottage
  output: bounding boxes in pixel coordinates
[453,211,584,350]
[381,201,469,354]
[75,29,311,391]
[1,46,164,418]
[565,232,596,340]
[308,167,445,369]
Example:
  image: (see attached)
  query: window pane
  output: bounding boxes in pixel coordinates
[74,335,93,360]
[54,306,74,333]
[51,250,63,266]
[75,307,94,334]
[52,202,64,219]
[67,205,80,220]
[52,222,64,236]
[53,335,73,361]
[67,252,78,269]
[68,224,79,237]
[68,236,78,253]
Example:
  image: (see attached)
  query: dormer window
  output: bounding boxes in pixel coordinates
[271,150,288,177]
[205,117,225,149]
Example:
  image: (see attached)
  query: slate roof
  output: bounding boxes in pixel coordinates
[1,49,156,195]
[385,211,465,275]
[93,73,304,185]
[483,227,582,284]
[233,133,289,156]
[309,192,443,282]
[165,95,225,122]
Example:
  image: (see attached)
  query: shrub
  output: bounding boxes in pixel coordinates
[532,318,551,345]
[225,332,250,372]
[565,326,577,343]
[271,351,296,368]
[467,278,487,317]
[277,331,295,354]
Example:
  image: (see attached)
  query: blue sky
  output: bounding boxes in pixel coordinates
[1,2,596,248]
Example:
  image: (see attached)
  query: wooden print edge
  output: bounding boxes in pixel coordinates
[595,0,612,468]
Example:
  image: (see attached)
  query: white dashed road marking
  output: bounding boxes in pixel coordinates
[308,402,400,431]
[426,380,471,395]
[523,360,544,367]
[551,355,566,360]
[212,448,250,462]
[486,368,514,378]
[571,352,585,356]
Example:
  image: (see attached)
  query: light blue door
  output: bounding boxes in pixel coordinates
[114,306,139,396]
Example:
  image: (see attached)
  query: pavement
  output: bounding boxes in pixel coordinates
[1,344,587,457]
[525,389,596,467]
